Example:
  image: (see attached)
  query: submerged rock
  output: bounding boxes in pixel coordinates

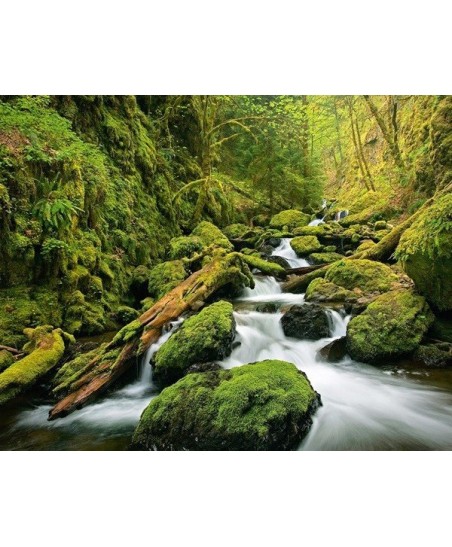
[346,290,434,364]
[131,360,321,451]
[255,302,279,313]
[318,337,347,362]
[152,300,236,387]
[281,304,330,340]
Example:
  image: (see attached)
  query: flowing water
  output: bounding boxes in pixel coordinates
[1,239,452,450]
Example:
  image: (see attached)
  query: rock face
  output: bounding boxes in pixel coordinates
[396,194,452,311]
[325,259,398,293]
[270,210,310,231]
[152,300,236,387]
[346,290,434,364]
[131,360,321,451]
[281,304,330,340]
[290,236,322,257]
[318,337,347,362]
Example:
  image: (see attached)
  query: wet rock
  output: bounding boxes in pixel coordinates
[281,304,330,340]
[267,255,291,269]
[413,343,452,368]
[346,289,434,364]
[186,362,222,374]
[267,237,282,248]
[256,302,279,313]
[130,360,321,451]
[318,337,347,362]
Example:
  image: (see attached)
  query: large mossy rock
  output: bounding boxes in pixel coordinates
[191,221,233,251]
[270,210,310,231]
[396,194,452,311]
[325,259,398,293]
[346,290,434,364]
[308,252,344,265]
[281,304,330,340]
[131,360,321,451]
[152,301,236,387]
[168,236,204,260]
[0,325,71,406]
[290,236,322,257]
[147,260,188,300]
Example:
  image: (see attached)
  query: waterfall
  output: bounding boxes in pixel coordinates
[271,238,311,268]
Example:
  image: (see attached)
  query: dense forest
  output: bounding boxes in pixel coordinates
[0,95,451,450]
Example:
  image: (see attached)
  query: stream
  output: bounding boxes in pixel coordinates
[1,238,452,450]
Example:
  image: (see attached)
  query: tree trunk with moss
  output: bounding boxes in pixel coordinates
[49,253,254,420]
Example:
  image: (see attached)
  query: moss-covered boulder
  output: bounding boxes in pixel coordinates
[346,290,434,364]
[153,301,236,387]
[396,194,452,311]
[290,236,322,257]
[0,350,14,372]
[168,236,204,260]
[308,252,344,265]
[413,343,452,368]
[115,306,139,325]
[240,254,286,276]
[131,360,321,451]
[191,221,233,251]
[222,223,250,240]
[281,304,331,340]
[270,210,310,231]
[305,277,355,304]
[0,325,70,406]
[325,259,398,293]
[148,260,188,300]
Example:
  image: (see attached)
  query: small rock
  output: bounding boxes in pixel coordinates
[281,304,330,340]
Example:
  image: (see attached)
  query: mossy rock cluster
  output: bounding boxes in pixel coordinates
[147,260,188,300]
[152,301,236,387]
[396,193,452,311]
[290,236,322,257]
[270,210,310,231]
[346,290,434,364]
[131,360,321,451]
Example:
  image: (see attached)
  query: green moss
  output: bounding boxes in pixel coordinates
[374,220,387,230]
[240,254,286,276]
[222,223,250,240]
[270,210,310,231]
[191,221,233,251]
[396,194,452,310]
[290,236,322,257]
[0,286,63,348]
[0,326,67,406]
[293,224,339,237]
[308,252,344,265]
[111,319,142,345]
[0,350,14,372]
[305,277,355,303]
[153,301,235,387]
[356,240,376,253]
[52,344,106,396]
[131,359,320,451]
[168,236,204,260]
[346,290,434,364]
[325,259,398,293]
[116,306,139,324]
[148,260,188,300]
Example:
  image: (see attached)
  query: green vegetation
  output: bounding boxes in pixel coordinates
[346,290,434,364]
[131,360,320,451]
[325,259,398,293]
[153,301,235,387]
[290,236,322,256]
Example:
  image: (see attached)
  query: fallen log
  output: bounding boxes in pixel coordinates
[0,344,22,355]
[0,326,68,407]
[283,264,326,277]
[49,252,254,420]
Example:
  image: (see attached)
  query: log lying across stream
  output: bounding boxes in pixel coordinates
[49,252,254,420]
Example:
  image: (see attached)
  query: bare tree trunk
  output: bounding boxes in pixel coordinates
[347,97,371,191]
